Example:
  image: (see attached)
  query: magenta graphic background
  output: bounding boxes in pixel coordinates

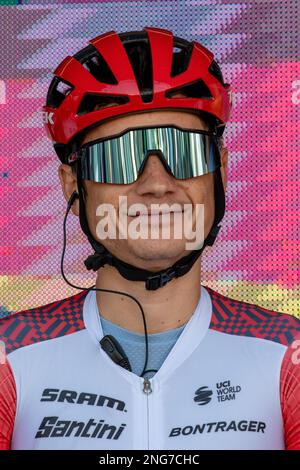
[0,0,299,316]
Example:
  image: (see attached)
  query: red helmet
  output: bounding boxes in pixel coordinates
[43,26,232,163]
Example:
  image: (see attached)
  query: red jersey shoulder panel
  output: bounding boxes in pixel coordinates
[0,360,16,450]
[280,342,300,450]
[0,289,90,355]
[205,285,300,346]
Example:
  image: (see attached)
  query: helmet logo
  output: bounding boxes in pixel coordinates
[42,111,55,125]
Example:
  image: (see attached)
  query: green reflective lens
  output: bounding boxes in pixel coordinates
[73,126,221,184]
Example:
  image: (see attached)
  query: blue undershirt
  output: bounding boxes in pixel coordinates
[99,315,187,379]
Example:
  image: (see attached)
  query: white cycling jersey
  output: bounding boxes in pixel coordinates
[0,284,300,450]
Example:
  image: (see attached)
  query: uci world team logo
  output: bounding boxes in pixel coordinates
[194,379,242,406]
[194,386,213,406]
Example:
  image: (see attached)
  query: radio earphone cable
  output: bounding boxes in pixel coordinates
[60,191,158,378]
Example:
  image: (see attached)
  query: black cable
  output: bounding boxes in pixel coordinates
[61,195,156,378]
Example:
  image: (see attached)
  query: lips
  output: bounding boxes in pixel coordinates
[130,211,183,217]
[127,208,184,217]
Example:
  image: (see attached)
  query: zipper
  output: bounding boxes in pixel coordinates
[142,378,152,449]
[143,378,152,394]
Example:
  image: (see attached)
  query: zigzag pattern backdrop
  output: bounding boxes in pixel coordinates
[0,0,299,317]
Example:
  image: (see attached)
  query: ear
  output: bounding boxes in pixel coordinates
[58,164,79,216]
[219,145,228,192]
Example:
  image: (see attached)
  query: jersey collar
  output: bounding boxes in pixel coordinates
[83,285,212,387]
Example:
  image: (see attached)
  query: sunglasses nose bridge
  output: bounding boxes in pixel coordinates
[138,148,173,177]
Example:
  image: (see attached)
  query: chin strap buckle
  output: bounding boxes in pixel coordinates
[145,269,177,291]
[84,247,113,272]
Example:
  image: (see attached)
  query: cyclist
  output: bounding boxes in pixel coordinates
[0,27,299,450]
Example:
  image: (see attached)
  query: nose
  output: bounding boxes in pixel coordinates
[135,151,177,198]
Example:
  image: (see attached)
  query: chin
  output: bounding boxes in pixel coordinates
[126,238,188,263]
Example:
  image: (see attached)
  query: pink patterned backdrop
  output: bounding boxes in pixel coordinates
[0,0,299,317]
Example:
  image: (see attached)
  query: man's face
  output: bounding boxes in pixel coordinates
[59,108,228,272]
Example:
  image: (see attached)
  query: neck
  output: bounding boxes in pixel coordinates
[95,259,202,334]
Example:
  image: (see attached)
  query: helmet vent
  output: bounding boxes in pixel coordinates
[165,79,212,100]
[46,77,74,108]
[170,41,193,77]
[122,38,153,103]
[74,45,118,85]
[208,60,226,87]
[77,93,129,115]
